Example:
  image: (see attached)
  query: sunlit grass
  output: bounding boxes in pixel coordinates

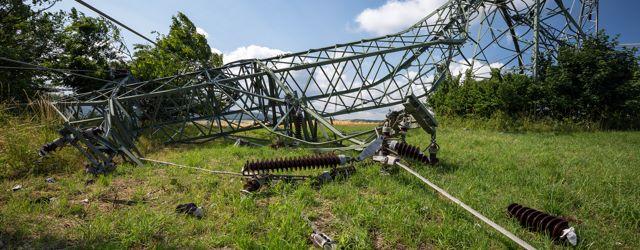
[1,117,639,248]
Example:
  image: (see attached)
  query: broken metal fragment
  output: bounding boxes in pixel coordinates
[302,213,336,250]
[310,232,336,250]
[176,203,204,219]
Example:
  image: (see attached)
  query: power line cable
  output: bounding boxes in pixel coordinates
[73,0,194,65]
[3,1,197,88]
[74,0,157,46]
[0,56,117,84]
[619,43,640,47]
[139,158,246,177]
[0,65,109,73]
[3,0,198,88]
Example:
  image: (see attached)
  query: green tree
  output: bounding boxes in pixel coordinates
[544,32,640,128]
[47,8,129,93]
[130,12,223,81]
[1,2,128,101]
[0,0,63,102]
[429,32,640,129]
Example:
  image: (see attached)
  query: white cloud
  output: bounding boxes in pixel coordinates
[355,0,447,35]
[223,45,288,64]
[513,0,536,10]
[196,27,209,38]
[334,109,392,120]
[449,59,504,79]
[354,0,539,36]
[210,47,222,55]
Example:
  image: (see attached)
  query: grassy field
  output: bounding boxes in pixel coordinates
[1,115,639,248]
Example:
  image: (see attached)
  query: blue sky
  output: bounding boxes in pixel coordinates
[51,0,639,119]
[54,0,640,63]
[54,0,386,60]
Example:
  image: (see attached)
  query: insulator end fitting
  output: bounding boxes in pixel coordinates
[243,178,262,192]
[381,124,393,137]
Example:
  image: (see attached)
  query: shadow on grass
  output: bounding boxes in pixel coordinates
[432,159,459,174]
[0,229,75,249]
[0,228,182,248]
[245,168,360,199]
[396,158,459,174]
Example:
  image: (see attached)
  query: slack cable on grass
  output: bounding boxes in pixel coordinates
[364,111,536,249]
[366,148,537,249]
[163,103,537,248]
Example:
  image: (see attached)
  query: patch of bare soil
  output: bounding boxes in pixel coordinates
[312,205,336,233]
[368,227,388,250]
[90,178,145,212]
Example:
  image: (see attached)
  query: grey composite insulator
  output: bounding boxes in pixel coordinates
[389,140,431,164]
[242,153,347,175]
[507,203,571,241]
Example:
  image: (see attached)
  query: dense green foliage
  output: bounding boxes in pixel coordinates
[131,12,223,81]
[544,33,640,129]
[0,2,222,102]
[429,33,640,129]
[0,0,63,102]
[46,8,128,92]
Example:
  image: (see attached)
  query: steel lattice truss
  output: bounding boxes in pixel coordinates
[46,0,599,171]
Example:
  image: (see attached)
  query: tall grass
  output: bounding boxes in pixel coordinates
[0,100,83,179]
[438,112,601,133]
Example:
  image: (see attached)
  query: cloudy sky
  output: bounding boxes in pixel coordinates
[55,0,639,65]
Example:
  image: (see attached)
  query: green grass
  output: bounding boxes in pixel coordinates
[1,117,639,248]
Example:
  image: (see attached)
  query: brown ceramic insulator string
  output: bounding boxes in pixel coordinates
[507,203,571,241]
[242,153,343,175]
[391,141,432,164]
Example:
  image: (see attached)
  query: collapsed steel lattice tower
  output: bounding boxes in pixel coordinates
[46,0,599,172]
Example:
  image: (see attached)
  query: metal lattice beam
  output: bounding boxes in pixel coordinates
[46,0,599,171]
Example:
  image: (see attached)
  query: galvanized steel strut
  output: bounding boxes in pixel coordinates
[43,0,598,173]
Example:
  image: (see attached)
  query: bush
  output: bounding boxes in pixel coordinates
[429,32,640,130]
[429,70,538,118]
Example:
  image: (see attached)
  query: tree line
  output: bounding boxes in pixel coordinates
[428,33,640,129]
[0,0,222,102]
